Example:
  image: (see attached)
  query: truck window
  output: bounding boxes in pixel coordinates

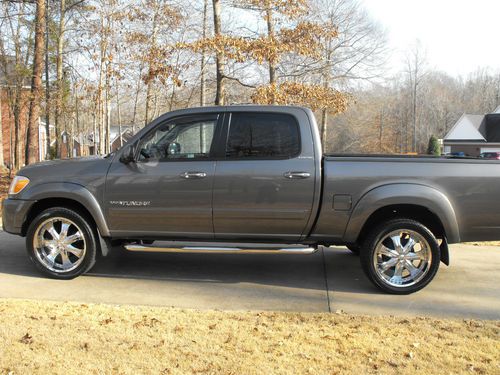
[226,113,300,159]
[138,118,216,162]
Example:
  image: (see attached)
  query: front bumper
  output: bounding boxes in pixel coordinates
[2,198,36,235]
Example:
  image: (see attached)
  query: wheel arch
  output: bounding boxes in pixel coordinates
[344,184,460,246]
[20,183,111,255]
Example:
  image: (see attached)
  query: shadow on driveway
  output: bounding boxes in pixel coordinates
[0,230,377,295]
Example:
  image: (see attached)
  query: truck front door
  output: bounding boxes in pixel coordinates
[105,114,221,239]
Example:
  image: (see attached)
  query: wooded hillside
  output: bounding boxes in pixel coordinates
[1,0,499,167]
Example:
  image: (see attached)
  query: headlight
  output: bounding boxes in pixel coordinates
[8,176,30,195]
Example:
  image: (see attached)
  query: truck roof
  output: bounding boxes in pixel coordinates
[162,104,311,117]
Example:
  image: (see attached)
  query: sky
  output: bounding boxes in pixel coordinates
[361,0,500,77]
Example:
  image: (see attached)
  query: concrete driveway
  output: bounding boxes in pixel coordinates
[0,231,498,319]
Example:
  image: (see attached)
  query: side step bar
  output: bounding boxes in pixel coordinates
[124,244,318,255]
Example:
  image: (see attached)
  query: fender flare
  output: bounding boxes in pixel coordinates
[344,183,460,244]
[23,182,110,237]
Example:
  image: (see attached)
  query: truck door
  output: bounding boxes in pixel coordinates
[213,111,317,241]
[105,114,221,239]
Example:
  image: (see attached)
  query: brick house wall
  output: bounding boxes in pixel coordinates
[1,87,30,169]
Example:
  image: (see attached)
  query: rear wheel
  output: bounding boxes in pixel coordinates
[360,219,440,294]
[26,207,97,279]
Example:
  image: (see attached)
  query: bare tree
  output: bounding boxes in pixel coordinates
[44,0,50,159]
[0,87,3,167]
[212,0,225,105]
[26,0,46,164]
[54,0,66,157]
[200,0,209,106]
[405,40,427,153]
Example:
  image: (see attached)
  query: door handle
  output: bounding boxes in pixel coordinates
[284,171,311,179]
[181,171,207,179]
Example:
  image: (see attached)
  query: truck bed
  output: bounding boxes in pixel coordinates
[310,154,500,244]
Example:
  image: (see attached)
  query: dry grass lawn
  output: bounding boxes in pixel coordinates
[0,299,498,375]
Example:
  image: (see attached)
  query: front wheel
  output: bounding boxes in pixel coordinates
[360,219,440,294]
[26,207,97,279]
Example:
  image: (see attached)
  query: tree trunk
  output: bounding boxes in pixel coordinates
[105,78,111,154]
[144,10,159,126]
[200,0,208,106]
[26,0,46,165]
[97,13,106,155]
[212,0,225,105]
[379,110,384,152]
[144,81,152,126]
[44,0,50,159]
[116,82,123,148]
[0,90,4,167]
[320,36,333,148]
[265,7,276,85]
[320,109,327,148]
[13,91,20,169]
[75,89,79,155]
[55,0,66,158]
[412,75,417,153]
[92,109,97,155]
[132,62,143,133]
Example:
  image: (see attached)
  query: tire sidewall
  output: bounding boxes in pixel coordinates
[26,207,97,279]
[361,219,441,294]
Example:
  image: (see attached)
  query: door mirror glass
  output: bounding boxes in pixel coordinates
[167,142,181,155]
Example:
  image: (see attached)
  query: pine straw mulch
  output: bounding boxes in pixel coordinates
[0,169,12,214]
[0,299,498,375]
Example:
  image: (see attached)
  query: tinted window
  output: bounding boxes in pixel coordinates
[139,117,216,162]
[226,113,300,159]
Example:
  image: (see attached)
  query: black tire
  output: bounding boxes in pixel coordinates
[346,244,360,255]
[26,207,97,279]
[360,218,440,294]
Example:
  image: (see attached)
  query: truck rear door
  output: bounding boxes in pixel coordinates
[212,110,317,241]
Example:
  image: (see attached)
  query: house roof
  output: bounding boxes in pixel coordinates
[0,55,30,87]
[109,125,135,143]
[444,114,486,141]
[485,114,500,142]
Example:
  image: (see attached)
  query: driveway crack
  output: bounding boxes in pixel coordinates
[321,246,332,313]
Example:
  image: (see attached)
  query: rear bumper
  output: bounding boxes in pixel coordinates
[2,198,35,235]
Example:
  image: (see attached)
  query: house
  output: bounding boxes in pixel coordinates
[1,56,48,168]
[443,106,500,156]
[110,125,135,152]
[88,124,138,155]
[60,130,82,158]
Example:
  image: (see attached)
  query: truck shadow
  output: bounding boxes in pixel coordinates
[0,229,378,294]
[84,246,378,294]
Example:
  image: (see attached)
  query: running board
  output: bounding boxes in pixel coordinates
[123,244,318,255]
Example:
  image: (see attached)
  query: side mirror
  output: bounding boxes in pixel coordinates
[119,143,136,164]
[167,142,181,155]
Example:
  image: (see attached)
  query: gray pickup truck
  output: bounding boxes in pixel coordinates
[3,105,500,294]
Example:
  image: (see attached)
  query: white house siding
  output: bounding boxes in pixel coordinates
[480,147,500,153]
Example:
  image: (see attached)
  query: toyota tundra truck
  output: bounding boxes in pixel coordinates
[4,105,500,294]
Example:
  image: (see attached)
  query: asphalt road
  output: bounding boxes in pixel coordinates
[0,231,498,319]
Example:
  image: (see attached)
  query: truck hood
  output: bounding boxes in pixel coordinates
[17,156,113,185]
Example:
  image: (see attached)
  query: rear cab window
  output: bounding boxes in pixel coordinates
[225,112,301,159]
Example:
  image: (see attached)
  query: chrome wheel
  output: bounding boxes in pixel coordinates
[373,229,432,288]
[33,217,87,273]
